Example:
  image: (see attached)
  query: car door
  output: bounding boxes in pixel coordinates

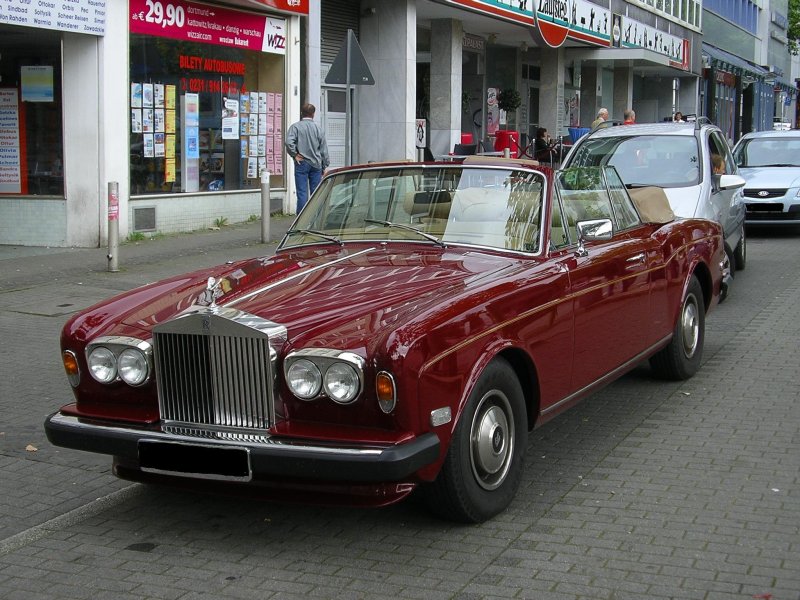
[707,130,745,248]
[556,168,653,392]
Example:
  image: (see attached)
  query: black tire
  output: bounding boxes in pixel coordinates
[649,275,705,380]
[425,358,526,523]
[734,225,747,271]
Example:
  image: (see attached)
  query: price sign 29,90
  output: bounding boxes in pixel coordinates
[143,0,186,29]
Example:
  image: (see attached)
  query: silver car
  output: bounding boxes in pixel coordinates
[732,130,800,226]
[562,121,747,297]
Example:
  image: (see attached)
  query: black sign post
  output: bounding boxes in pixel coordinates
[324,29,374,165]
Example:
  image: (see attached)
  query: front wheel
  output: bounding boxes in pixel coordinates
[734,224,747,271]
[649,275,705,380]
[425,358,527,523]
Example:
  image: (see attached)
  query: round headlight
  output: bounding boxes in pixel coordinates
[88,347,117,383]
[287,359,322,399]
[118,348,149,386]
[324,362,360,404]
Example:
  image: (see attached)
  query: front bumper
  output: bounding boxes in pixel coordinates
[745,201,800,225]
[44,412,440,483]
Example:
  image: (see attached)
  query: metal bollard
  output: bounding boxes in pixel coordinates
[107,182,119,272]
[503,147,510,158]
[260,169,271,244]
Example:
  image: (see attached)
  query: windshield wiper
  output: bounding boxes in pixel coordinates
[285,229,343,246]
[364,218,446,247]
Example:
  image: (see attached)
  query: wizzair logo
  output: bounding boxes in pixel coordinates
[267,33,285,50]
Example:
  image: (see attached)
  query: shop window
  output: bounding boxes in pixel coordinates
[0,25,63,197]
[129,35,285,195]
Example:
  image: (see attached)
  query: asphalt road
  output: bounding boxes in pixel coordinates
[0,223,798,600]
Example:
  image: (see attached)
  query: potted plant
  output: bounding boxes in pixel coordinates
[497,88,522,129]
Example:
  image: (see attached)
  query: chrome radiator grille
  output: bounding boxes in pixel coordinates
[152,309,286,432]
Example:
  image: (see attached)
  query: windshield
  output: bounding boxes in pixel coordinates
[568,135,701,187]
[733,137,800,167]
[282,166,545,253]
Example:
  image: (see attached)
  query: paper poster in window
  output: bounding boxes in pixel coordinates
[257,135,266,157]
[250,92,258,114]
[154,109,165,133]
[185,126,199,159]
[143,83,154,108]
[221,97,240,140]
[275,93,283,116]
[165,134,176,158]
[154,84,164,108]
[249,136,258,157]
[211,152,224,173]
[142,109,154,133]
[240,115,249,136]
[143,134,155,158]
[247,157,257,179]
[274,155,283,175]
[240,93,250,114]
[258,113,268,136]
[131,109,143,133]
[240,138,248,158]
[258,92,267,114]
[184,92,199,127]
[165,158,176,183]
[165,85,176,109]
[248,113,258,137]
[131,83,143,108]
[258,157,266,176]
[165,109,176,134]
[154,133,165,158]
[21,66,54,102]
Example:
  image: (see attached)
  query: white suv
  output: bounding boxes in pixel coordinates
[562,121,747,298]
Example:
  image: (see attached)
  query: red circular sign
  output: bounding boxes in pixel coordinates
[535,0,571,48]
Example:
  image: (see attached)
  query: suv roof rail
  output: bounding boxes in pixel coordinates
[693,116,713,130]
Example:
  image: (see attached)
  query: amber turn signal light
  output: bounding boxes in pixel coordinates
[375,371,396,414]
[62,350,80,387]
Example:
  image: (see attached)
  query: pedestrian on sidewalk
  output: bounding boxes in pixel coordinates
[286,103,330,213]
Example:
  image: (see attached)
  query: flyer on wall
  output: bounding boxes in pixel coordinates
[221,97,240,140]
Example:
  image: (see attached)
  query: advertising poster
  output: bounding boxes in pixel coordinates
[20,66,54,103]
[131,109,143,133]
[142,109,154,133]
[185,127,199,159]
[165,109,176,134]
[0,89,22,194]
[155,109,165,133]
[257,135,266,157]
[154,133,165,158]
[142,83,154,108]
[240,93,250,114]
[247,157,258,179]
[154,83,164,107]
[143,134,155,158]
[165,134,176,158]
[184,93,199,127]
[165,158,176,183]
[240,138,248,158]
[259,113,268,136]
[258,92,267,114]
[131,83,142,108]
[165,85,176,109]
[240,116,249,136]
[221,97,240,140]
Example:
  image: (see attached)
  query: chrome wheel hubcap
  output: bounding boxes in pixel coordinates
[470,391,514,491]
[681,295,699,358]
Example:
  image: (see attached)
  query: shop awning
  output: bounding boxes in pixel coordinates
[702,44,768,79]
[565,47,697,79]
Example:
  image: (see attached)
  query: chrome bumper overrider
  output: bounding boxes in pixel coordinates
[44,412,440,483]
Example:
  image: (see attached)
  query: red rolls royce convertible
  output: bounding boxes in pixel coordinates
[45,159,724,523]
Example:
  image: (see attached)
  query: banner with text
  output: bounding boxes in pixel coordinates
[0,0,106,36]
[130,0,286,54]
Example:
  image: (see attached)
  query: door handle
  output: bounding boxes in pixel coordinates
[625,253,646,267]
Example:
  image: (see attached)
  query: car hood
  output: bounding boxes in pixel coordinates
[68,244,531,352]
[658,185,703,219]
[738,166,800,189]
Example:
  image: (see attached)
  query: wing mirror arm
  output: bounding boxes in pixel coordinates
[574,218,614,258]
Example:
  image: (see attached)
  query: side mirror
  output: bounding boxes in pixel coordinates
[718,174,746,190]
[575,218,613,257]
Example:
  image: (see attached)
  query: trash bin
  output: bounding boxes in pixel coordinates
[568,127,591,143]
[494,130,519,158]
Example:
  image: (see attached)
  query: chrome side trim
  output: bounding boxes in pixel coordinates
[540,334,672,416]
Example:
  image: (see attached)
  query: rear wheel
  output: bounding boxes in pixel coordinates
[425,358,526,523]
[650,275,705,380]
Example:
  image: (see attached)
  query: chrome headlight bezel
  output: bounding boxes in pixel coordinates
[286,358,323,400]
[85,337,153,386]
[284,349,365,404]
